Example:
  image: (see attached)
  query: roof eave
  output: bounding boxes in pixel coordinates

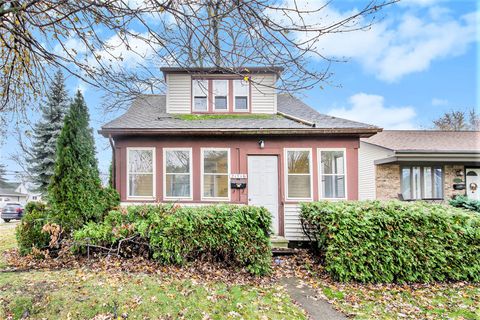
[99,127,381,138]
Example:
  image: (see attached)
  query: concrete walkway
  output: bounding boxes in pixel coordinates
[280,277,347,320]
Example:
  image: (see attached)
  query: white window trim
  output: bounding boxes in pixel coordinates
[201,148,231,201]
[192,79,209,112]
[284,148,313,201]
[212,79,229,112]
[163,148,193,201]
[126,147,156,200]
[233,79,250,112]
[317,148,347,200]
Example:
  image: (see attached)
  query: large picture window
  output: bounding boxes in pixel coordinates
[193,79,208,111]
[286,149,312,199]
[213,80,228,111]
[401,166,443,200]
[164,148,192,199]
[202,148,230,199]
[233,79,249,111]
[127,148,155,198]
[319,149,346,199]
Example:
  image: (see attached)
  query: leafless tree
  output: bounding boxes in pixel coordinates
[1,0,397,118]
[432,109,480,131]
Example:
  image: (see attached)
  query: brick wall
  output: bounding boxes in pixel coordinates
[444,164,465,199]
[375,163,465,200]
[375,164,401,200]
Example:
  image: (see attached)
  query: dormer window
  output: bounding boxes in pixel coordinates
[234,79,249,111]
[193,79,208,112]
[213,80,228,111]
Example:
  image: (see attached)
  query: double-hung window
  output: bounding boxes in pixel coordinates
[202,148,230,200]
[164,148,192,199]
[285,149,312,200]
[127,148,155,198]
[401,166,443,200]
[233,79,249,111]
[213,80,228,111]
[193,79,208,112]
[319,149,346,199]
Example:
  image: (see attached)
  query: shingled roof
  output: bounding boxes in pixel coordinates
[363,130,480,153]
[100,94,379,136]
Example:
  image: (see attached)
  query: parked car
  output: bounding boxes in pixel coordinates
[1,202,24,222]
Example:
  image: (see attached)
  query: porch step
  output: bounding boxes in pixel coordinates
[270,235,289,249]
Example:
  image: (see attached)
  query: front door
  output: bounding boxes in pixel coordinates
[466,168,480,201]
[248,156,279,235]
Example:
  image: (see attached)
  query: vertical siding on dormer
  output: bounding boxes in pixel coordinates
[166,73,191,114]
[251,74,277,114]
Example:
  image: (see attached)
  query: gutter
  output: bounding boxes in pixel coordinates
[276,111,316,127]
[98,127,381,138]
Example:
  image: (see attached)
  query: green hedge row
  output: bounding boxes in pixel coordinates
[301,200,480,283]
[74,204,272,276]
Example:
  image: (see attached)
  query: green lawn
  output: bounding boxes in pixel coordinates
[0,222,306,320]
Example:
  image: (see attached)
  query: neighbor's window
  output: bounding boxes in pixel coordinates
[213,80,228,111]
[202,149,229,199]
[164,149,192,199]
[319,150,346,199]
[401,166,443,199]
[128,148,155,198]
[193,79,208,111]
[234,79,249,111]
[286,149,312,199]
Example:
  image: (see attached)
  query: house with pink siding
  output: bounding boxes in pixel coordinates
[100,67,380,242]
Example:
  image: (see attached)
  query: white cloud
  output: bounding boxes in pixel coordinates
[328,93,417,129]
[431,98,448,106]
[281,1,477,82]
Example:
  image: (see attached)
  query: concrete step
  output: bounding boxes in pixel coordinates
[270,235,289,249]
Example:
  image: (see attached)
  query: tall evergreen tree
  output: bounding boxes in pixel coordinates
[48,91,103,231]
[29,70,69,193]
[0,164,8,187]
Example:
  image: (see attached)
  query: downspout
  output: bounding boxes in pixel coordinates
[277,111,316,127]
[108,134,115,188]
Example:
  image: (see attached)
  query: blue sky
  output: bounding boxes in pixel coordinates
[0,0,478,182]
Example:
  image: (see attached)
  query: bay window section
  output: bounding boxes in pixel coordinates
[213,80,228,111]
[286,149,312,199]
[202,149,230,199]
[234,79,249,111]
[127,148,155,198]
[164,149,192,199]
[193,79,208,112]
[401,166,443,200]
[319,150,346,199]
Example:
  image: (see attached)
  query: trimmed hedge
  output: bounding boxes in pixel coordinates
[450,195,480,213]
[74,204,272,275]
[301,200,480,283]
[16,202,50,255]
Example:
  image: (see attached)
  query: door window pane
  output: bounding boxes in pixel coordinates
[203,149,229,198]
[287,150,311,199]
[165,150,191,198]
[128,149,154,197]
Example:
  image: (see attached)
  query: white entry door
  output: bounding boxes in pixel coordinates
[466,168,480,201]
[248,156,279,235]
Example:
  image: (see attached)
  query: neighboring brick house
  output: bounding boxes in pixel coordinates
[359,130,480,201]
[100,66,380,241]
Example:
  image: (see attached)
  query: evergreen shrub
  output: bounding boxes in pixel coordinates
[450,195,480,213]
[16,203,51,255]
[74,204,272,275]
[301,200,480,283]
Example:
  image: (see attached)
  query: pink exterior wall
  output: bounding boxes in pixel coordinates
[114,135,360,236]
